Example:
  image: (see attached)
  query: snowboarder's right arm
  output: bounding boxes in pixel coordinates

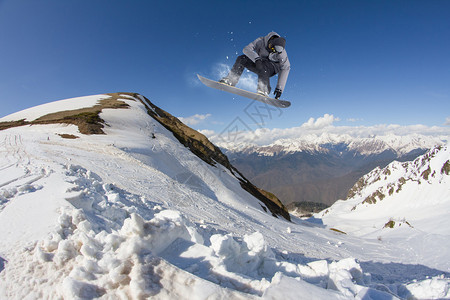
[243,37,264,63]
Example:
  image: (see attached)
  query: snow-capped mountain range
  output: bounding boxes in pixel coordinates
[219,133,446,157]
[1,93,449,299]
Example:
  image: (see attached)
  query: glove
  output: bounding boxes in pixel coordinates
[274,88,282,99]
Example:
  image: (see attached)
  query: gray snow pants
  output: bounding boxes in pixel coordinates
[225,55,277,94]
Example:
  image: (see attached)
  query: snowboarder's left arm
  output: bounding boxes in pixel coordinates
[276,57,291,93]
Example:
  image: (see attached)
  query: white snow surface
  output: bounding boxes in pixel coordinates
[0,94,449,299]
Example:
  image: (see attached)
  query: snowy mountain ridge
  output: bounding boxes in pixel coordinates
[318,143,450,238]
[219,132,446,157]
[1,93,450,299]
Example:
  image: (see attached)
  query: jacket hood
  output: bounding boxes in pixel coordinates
[264,31,281,44]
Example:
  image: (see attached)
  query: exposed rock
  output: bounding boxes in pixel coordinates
[0,93,129,134]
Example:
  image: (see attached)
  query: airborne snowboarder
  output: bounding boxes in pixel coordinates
[219,31,291,100]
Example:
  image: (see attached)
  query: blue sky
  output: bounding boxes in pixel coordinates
[1,0,449,137]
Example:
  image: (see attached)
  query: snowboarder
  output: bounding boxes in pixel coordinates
[220,31,290,100]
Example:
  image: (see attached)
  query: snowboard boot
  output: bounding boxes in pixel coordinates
[257,82,270,97]
[219,77,233,86]
[257,89,269,97]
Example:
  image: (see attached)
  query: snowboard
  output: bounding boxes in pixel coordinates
[197,74,291,108]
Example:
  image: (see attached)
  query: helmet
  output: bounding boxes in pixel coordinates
[269,37,286,53]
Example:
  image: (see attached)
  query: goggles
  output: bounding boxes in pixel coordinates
[269,44,284,53]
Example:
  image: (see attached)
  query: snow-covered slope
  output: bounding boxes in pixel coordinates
[318,144,450,266]
[1,94,449,299]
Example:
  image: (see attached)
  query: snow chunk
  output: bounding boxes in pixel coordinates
[328,258,364,297]
[263,272,347,300]
[405,276,450,299]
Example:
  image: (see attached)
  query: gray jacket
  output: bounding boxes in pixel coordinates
[243,31,291,92]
